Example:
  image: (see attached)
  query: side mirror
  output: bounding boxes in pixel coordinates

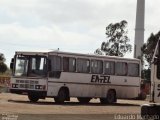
[11,58,14,63]
[10,58,14,70]
[10,63,13,70]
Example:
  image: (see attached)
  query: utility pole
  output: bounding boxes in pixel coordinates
[134,0,145,59]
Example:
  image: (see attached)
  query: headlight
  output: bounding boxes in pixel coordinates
[12,84,18,88]
[35,85,46,90]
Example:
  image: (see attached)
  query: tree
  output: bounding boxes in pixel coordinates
[95,20,132,57]
[0,54,6,62]
[0,62,7,73]
[141,68,151,81]
[141,31,160,81]
[141,31,160,68]
[0,53,7,73]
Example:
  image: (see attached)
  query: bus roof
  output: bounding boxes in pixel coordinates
[15,51,48,56]
[15,50,140,62]
[49,50,140,62]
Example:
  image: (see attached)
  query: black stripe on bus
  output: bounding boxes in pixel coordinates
[48,81,140,87]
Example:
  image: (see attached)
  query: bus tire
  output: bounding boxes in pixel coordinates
[106,90,116,104]
[77,97,91,104]
[54,88,67,104]
[28,94,39,102]
[100,90,116,104]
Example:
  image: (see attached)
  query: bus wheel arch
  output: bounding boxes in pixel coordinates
[54,86,70,103]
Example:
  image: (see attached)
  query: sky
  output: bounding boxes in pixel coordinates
[0,0,160,66]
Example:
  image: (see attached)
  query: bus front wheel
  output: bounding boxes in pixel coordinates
[54,89,67,104]
[77,97,91,104]
[28,94,39,102]
[107,90,116,104]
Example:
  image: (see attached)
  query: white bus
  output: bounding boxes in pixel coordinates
[141,39,160,117]
[10,51,141,104]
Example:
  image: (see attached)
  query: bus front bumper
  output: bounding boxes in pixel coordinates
[9,89,47,98]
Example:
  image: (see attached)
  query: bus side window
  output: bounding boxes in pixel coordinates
[52,56,61,71]
[128,63,139,77]
[77,58,90,73]
[63,57,76,72]
[91,60,103,74]
[63,57,69,72]
[115,62,127,76]
[69,58,76,72]
[49,56,62,78]
[104,61,115,75]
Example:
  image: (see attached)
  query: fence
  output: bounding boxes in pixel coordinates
[0,77,10,87]
[0,77,10,93]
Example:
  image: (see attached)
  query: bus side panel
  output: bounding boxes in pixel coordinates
[47,72,140,99]
[152,65,160,103]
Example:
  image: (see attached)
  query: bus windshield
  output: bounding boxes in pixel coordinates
[14,55,47,77]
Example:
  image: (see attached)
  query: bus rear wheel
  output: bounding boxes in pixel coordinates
[107,90,116,104]
[77,97,91,104]
[100,90,116,104]
[28,94,39,102]
[54,89,67,104]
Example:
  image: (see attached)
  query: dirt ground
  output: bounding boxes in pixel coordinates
[0,93,149,120]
